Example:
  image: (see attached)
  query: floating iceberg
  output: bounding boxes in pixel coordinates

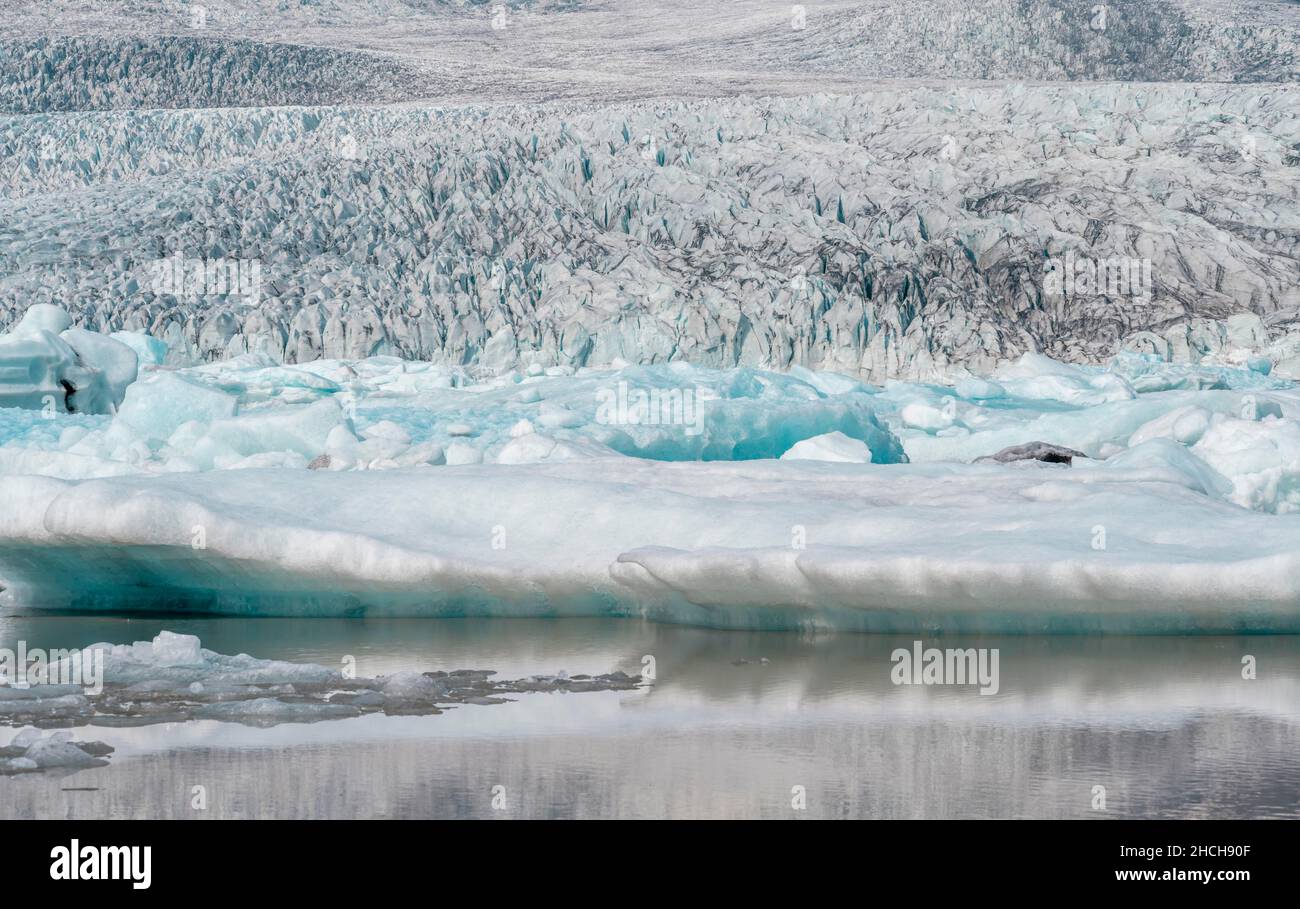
[0,727,113,775]
[3,453,1300,632]
[0,631,640,731]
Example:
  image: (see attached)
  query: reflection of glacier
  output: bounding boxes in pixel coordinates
[3,623,1298,818]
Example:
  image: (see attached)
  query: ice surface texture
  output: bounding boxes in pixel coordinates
[3,308,1300,630]
[1,1,1294,111]
[2,80,1298,383]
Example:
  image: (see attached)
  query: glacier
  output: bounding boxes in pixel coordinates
[1,1,1298,635]
[3,80,1298,384]
[2,1,1296,384]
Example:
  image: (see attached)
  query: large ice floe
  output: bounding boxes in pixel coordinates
[2,306,1300,632]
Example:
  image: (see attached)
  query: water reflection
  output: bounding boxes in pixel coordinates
[2,616,1298,818]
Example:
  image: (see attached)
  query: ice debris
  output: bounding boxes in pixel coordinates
[0,727,113,775]
[0,632,643,731]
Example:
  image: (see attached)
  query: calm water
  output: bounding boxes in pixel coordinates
[2,614,1299,819]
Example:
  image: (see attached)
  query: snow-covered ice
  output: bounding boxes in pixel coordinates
[1,306,1300,631]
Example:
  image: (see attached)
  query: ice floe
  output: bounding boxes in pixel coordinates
[0,631,643,734]
[0,727,113,775]
[0,305,137,415]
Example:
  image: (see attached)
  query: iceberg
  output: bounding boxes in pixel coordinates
[780,431,875,463]
[0,306,138,415]
[0,728,112,775]
[3,454,1300,632]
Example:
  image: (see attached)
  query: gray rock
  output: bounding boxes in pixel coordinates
[977,442,1087,466]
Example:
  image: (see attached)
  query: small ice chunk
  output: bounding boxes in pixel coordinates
[361,421,412,445]
[8,726,42,749]
[24,736,109,769]
[900,403,955,433]
[151,631,203,666]
[60,328,139,408]
[13,304,73,336]
[110,331,169,367]
[445,441,483,465]
[1129,406,1212,447]
[380,672,443,701]
[1241,397,1283,421]
[537,404,584,429]
[200,398,351,461]
[780,431,874,463]
[954,378,1006,400]
[118,372,239,440]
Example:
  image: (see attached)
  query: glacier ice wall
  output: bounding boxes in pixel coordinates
[1,1,1296,381]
